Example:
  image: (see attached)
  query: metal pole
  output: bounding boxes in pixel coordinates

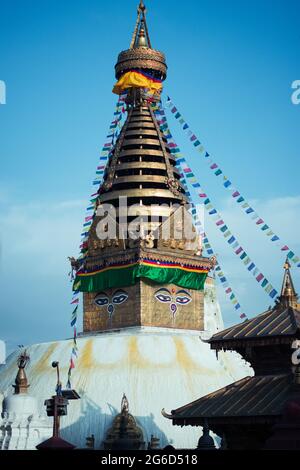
[52,361,61,438]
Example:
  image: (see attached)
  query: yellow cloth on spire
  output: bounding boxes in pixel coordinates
[112,71,162,95]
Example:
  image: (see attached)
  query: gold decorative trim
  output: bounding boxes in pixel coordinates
[115,48,167,79]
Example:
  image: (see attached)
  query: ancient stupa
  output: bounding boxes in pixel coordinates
[0,351,52,450]
[0,1,251,449]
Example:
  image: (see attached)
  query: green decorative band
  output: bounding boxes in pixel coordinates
[74,262,208,292]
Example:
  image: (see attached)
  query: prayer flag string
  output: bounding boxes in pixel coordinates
[165,96,300,268]
[152,101,278,302]
[66,94,127,388]
[152,103,248,320]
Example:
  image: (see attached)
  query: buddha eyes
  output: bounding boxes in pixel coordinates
[94,290,129,307]
[155,289,192,305]
[95,289,191,310]
[176,295,192,305]
[112,291,128,304]
[155,293,172,303]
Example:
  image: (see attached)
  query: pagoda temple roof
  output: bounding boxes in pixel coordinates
[209,305,300,349]
[164,373,292,426]
[209,260,300,350]
[162,262,300,429]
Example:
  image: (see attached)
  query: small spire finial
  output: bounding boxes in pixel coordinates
[121,393,129,415]
[139,0,146,12]
[13,349,30,394]
[284,257,291,271]
[130,0,152,49]
[278,258,298,308]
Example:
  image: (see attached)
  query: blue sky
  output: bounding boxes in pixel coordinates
[0,0,299,353]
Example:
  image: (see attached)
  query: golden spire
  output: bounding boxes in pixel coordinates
[279,258,298,308]
[115,1,167,82]
[13,350,30,394]
[130,1,152,49]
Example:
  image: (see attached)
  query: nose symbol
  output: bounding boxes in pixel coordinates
[170,303,177,316]
[107,304,114,316]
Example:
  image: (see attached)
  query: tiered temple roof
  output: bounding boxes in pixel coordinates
[165,374,292,425]
[209,260,300,348]
[164,261,300,449]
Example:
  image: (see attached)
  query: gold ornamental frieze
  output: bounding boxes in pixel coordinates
[115,48,167,79]
[84,247,212,274]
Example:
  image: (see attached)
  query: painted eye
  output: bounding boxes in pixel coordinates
[176,296,192,305]
[155,294,172,303]
[112,290,128,305]
[94,293,109,307]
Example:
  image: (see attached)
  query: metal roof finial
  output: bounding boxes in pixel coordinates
[279,257,298,308]
[130,0,151,49]
[13,349,30,394]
